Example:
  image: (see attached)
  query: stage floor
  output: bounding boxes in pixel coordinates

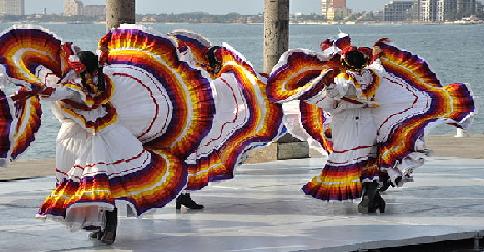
[1,157,483,252]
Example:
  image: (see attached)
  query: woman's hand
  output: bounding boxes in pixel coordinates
[365,101,380,108]
[39,87,55,97]
[319,69,338,87]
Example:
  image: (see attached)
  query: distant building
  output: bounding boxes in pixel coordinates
[64,0,83,16]
[373,10,385,21]
[477,1,484,18]
[327,7,350,20]
[384,1,414,21]
[0,0,25,15]
[83,5,106,17]
[321,0,329,19]
[419,0,438,22]
[332,0,346,8]
[414,0,478,22]
[321,0,350,21]
[410,0,421,20]
[456,0,476,18]
[436,0,457,22]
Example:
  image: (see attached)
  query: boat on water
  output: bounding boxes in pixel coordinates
[453,15,484,24]
[66,21,94,24]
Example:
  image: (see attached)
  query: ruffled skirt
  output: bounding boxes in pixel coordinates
[302,108,379,201]
[38,122,186,230]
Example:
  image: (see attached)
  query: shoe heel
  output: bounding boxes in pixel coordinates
[358,196,369,214]
[176,193,204,210]
[379,200,386,214]
[176,197,181,209]
[101,208,117,245]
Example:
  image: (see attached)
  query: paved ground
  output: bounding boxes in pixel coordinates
[0,157,483,252]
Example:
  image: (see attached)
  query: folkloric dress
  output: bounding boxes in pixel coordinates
[169,30,284,190]
[267,34,476,202]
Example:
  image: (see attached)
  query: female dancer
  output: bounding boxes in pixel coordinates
[0,26,215,244]
[38,50,122,242]
[169,30,284,209]
[267,34,475,213]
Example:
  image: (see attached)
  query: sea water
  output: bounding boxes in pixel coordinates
[0,23,482,160]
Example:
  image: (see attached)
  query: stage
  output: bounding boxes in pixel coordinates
[0,157,483,251]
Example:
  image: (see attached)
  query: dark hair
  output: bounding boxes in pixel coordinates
[207,46,222,69]
[77,51,105,92]
[344,50,366,70]
[77,51,98,73]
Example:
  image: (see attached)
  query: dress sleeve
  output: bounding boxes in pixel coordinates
[305,72,379,113]
[41,86,77,101]
[304,73,353,112]
[327,73,351,100]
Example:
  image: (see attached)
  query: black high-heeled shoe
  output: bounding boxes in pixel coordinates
[100,208,117,245]
[176,193,204,210]
[368,191,386,214]
[358,181,385,214]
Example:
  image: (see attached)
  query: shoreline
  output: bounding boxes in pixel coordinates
[2,21,482,25]
[1,135,483,182]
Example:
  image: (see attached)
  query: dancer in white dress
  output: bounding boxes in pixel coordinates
[267,34,475,213]
[0,27,213,244]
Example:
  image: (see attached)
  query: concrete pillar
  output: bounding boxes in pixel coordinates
[276,133,310,160]
[263,0,289,73]
[106,0,136,30]
[264,0,309,160]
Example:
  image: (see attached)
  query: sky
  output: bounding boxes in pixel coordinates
[27,0,392,15]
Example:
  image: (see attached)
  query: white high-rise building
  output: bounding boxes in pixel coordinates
[0,0,25,15]
[420,0,438,21]
[437,0,457,21]
[64,0,84,16]
[417,0,476,22]
[413,0,421,19]
[321,0,329,19]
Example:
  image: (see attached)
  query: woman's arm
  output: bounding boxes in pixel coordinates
[305,72,352,112]
[40,86,76,101]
